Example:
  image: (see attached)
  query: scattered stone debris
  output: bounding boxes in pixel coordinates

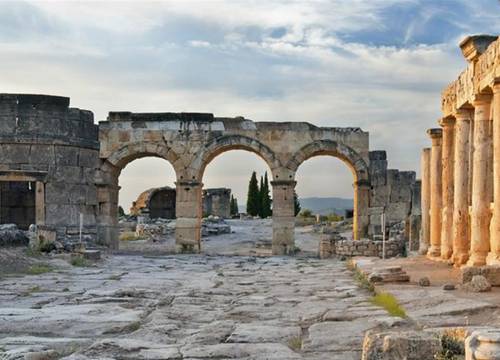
[0,223,29,247]
[362,330,441,360]
[418,276,430,287]
[368,266,410,283]
[443,283,456,291]
[201,216,231,237]
[463,275,492,293]
[461,265,500,286]
[465,328,500,360]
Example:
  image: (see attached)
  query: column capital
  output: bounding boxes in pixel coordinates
[427,128,443,141]
[454,108,473,121]
[439,116,455,127]
[422,147,431,154]
[472,93,493,107]
[492,77,500,92]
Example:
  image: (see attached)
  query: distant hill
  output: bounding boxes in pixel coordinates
[238,196,353,215]
[299,197,353,216]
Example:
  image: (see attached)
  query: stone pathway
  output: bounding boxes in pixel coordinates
[0,255,401,359]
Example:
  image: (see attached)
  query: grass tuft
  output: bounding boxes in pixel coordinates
[70,256,91,267]
[370,292,406,318]
[288,336,302,351]
[26,264,52,275]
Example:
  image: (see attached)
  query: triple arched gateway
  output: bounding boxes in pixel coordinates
[0,94,418,255]
[97,112,372,254]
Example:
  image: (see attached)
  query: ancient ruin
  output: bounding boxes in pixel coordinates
[420,35,500,272]
[202,188,231,218]
[130,187,177,219]
[0,95,418,255]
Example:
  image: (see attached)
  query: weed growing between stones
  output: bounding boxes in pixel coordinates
[70,256,91,267]
[370,292,406,318]
[288,336,302,351]
[347,261,375,293]
[26,264,52,275]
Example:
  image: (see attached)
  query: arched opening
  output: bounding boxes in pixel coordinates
[201,149,274,255]
[116,156,177,252]
[295,156,355,253]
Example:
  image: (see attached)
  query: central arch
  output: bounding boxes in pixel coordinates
[288,140,370,240]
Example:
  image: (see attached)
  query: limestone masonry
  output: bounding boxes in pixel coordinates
[421,34,500,268]
[0,94,418,255]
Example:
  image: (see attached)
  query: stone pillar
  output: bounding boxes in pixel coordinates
[420,148,431,254]
[452,109,473,265]
[175,180,202,253]
[489,82,500,265]
[96,184,120,249]
[468,94,493,267]
[271,180,296,255]
[440,117,455,260]
[427,128,443,258]
[353,180,370,240]
[35,181,45,225]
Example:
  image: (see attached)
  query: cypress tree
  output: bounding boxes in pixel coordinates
[260,171,272,218]
[246,171,260,216]
[230,195,239,216]
[294,190,301,216]
[258,175,264,217]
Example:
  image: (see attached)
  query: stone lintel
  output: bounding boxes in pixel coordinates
[0,170,48,182]
[427,128,443,139]
[459,34,498,63]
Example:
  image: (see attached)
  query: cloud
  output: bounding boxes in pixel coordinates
[1,0,499,205]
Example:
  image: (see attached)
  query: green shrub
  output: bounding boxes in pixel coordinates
[26,264,52,275]
[300,209,313,218]
[70,256,91,267]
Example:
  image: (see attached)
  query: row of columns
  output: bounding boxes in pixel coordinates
[420,82,500,266]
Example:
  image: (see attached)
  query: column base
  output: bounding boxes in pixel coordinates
[427,246,441,259]
[452,252,469,267]
[175,243,201,254]
[466,253,488,267]
[486,252,500,266]
[440,247,453,261]
[418,244,429,255]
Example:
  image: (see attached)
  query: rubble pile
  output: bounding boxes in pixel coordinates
[0,224,29,247]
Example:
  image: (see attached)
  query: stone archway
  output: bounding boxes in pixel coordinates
[95,143,182,249]
[287,140,371,240]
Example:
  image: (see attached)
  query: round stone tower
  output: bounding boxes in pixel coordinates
[0,94,99,245]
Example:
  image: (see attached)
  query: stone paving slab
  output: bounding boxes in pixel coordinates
[0,254,400,359]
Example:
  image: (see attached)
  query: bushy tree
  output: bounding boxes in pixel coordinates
[246,171,260,216]
[230,195,239,216]
[294,190,301,216]
[260,171,272,218]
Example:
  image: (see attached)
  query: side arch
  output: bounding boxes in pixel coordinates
[287,140,369,183]
[196,135,281,180]
[288,140,370,240]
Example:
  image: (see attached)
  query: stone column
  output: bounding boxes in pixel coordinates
[468,94,493,267]
[440,117,455,260]
[353,180,370,240]
[175,180,202,253]
[489,82,500,265]
[420,148,431,254]
[35,181,45,225]
[96,184,120,249]
[271,180,296,255]
[452,109,472,265]
[427,128,443,258]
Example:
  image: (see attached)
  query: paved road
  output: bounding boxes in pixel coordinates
[0,254,398,359]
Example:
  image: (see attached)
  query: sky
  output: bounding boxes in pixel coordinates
[2,0,500,209]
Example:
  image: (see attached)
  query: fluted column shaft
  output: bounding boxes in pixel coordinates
[420,148,431,254]
[488,82,500,265]
[427,128,443,258]
[468,95,493,266]
[440,118,455,260]
[452,109,472,265]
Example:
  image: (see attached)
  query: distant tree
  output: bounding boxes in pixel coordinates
[118,205,125,217]
[230,195,239,216]
[260,171,272,218]
[294,191,301,217]
[246,171,260,216]
[300,208,313,218]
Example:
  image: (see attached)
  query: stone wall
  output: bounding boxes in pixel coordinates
[0,94,99,244]
[319,235,405,259]
[129,186,176,219]
[202,188,231,218]
[367,150,419,243]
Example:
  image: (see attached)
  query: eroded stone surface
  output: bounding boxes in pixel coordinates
[0,254,397,359]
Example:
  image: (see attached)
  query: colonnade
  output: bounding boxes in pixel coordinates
[420,83,500,266]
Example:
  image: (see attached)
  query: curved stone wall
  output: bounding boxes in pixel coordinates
[0,94,99,243]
